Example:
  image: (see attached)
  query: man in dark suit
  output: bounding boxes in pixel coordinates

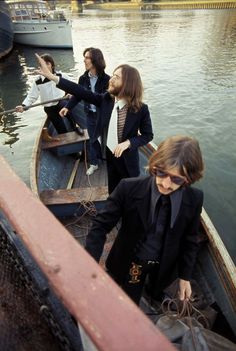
[36,53,153,194]
[60,47,110,175]
[85,135,204,305]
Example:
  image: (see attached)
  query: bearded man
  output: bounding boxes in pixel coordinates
[36,54,153,194]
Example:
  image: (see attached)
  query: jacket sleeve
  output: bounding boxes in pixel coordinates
[65,75,83,110]
[178,190,204,281]
[22,79,40,106]
[57,77,103,107]
[85,181,125,262]
[66,95,80,110]
[129,104,154,150]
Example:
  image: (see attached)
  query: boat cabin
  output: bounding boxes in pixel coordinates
[7,0,66,22]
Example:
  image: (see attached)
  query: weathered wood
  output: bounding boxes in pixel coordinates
[201,208,236,310]
[40,186,108,205]
[74,161,108,188]
[67,158,80,189]
[42,129,89,149]
[0,155,176,351]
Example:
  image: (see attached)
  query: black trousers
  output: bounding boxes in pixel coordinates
[121,260,159,305]
[106,147,130,194]
[44,100,77,134]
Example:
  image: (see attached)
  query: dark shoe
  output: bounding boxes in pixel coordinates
[75,126,84,136]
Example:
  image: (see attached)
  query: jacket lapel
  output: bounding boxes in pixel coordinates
[132,177,153,233]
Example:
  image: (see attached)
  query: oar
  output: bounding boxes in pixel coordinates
[0,96,69,117]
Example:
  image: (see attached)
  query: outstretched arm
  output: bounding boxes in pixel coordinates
[35,53,103,107]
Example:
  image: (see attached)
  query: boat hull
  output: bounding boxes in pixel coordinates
[13,20,72,48]
[0,9,14,59]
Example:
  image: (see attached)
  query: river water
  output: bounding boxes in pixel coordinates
[0,8,235,262]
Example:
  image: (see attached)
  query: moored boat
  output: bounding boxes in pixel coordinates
[0,1,14,59]
[6,0,73,49]
[30,116,236,346]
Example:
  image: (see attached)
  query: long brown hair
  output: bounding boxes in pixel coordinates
[115,64,143,112]
[83,47,106,76]
[148,135,204,184]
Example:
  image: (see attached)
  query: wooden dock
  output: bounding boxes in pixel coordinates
[83,0,236,10]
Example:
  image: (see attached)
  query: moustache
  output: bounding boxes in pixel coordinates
[157,184,173,192]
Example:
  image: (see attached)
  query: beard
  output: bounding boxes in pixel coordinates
[108,83,122,97]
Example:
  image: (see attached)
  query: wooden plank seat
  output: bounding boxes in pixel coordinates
[40,186,108,206]
[42,130,89,150]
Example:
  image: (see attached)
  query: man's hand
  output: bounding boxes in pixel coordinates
[59,107,69,117]
[15,105,24,113]
[178,279,192,301]
[113,140,130,158]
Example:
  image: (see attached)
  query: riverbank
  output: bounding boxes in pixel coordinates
[83,0,236,10]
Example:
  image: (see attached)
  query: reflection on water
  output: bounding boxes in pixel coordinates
[0,9,235,262]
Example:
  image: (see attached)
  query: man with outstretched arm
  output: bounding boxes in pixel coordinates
[35,53,153,194]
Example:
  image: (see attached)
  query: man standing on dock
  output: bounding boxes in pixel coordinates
[36,53,153,194]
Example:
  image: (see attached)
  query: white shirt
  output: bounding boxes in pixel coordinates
[22,72,70,107]
[88,71,98,112]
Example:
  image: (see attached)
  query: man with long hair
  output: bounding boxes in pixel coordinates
[85,135,204,305]
[35,53,153,193]
[60,47,110,175]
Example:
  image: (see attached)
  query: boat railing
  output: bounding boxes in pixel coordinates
[0,155,176,351]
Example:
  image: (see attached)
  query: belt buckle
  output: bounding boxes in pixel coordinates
[147,260,158,265]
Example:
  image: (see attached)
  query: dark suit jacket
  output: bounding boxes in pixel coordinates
[57,78,153,176]
[85,176,203,298]
[66,70,110,114]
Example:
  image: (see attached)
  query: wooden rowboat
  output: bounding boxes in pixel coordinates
[30,117,236,346]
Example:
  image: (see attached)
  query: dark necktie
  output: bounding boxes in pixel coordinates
[155,195,170,234]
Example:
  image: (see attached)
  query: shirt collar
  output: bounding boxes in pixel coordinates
[88,71,98,79]
[151,177,183,228]
[115,98,127,110]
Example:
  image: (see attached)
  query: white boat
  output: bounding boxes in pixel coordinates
[6,0,73,49]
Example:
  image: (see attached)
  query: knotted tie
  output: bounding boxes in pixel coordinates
[107,103,119,151]
[155,195,170,234]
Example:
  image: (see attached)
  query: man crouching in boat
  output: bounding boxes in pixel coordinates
[85,135,204,305]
